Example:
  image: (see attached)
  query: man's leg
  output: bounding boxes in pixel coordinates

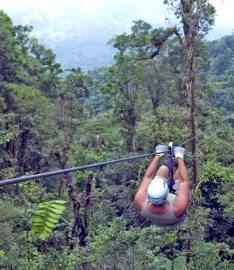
[174,168,191,200]
[173,169,182,195]
[174,169,182,180]
[156,165,169,178]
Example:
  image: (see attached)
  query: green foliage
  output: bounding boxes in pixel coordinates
[18,181,47,204]
[76,112,123,151]
[17,247,76,270]
[0,5,233,270]
[72,219,191,270]
[188,241,233,270]
[206,35,234,117]
[209,35,234,75]
[198,161,233,207]
[101,55,147,152]
[31,200,66,240]
[109,19,179,60]
[197,161,234,246]
[199,161,224,205]
[0,197,29,270]
[0,82,58,182]
[156,256,187,270]
[163,0,215,36]
[0,112,17,144]
[0,11,24,82]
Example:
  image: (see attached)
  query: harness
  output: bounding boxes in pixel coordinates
[167,142,176,193]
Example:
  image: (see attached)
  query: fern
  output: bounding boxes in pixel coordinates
[31,200,66,240]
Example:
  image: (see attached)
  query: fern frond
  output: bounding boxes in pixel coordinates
[31,200,66,240]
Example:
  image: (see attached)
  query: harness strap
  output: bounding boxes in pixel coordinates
[168,142,175,193]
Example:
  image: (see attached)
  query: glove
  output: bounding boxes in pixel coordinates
[155,145,167,157]
[174,147,186,159]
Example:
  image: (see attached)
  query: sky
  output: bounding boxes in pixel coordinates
[0,0,234,40]
[1,0,233,70]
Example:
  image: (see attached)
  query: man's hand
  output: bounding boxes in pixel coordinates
[155,145,167,157]
[174,147,186,159]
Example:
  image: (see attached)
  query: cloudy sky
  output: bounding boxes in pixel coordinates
[1,0,233,40]
[1,0,233,70]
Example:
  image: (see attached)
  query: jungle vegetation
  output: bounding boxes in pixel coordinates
[0,1,233,269]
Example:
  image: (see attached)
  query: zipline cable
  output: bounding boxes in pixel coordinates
[0,151,166,187]
[177,120,224,147]
[0,119,229,187]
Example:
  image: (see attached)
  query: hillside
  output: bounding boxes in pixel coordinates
[45,32,117,71]
[9,9,125,71]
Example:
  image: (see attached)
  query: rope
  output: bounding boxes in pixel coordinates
[0,119,227,187]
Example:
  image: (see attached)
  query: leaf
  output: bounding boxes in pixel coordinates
[32,217,43,223]
[47,212,61,220]
[50,204,65,211]
[45,221,56,229]
[49,208,64,215]
[53,200,66,205]
[31,210,42,216]
[0,250,5,257]
[46,216,58,224]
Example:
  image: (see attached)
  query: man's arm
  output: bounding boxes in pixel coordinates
[174,158,190,217]
[139,155,161,191]
[134,155,161,209]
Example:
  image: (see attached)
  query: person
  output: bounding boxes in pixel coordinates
[134,145,190,228]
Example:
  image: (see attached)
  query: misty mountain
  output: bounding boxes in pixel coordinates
[11,9,124,71]
[7,5,233,72]
[29,20,232,72]
[41,27,119,71]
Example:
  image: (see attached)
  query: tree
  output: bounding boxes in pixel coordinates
[0,82,58,180]
[0,10,62,98]
[162,0,215,189]
[206,35,234,120]
[110,1,215,185]
[0,11,24,83]
[25,38,63,96]
[53,68,94,248]
[109,20,182,114]
[101,55,144,152]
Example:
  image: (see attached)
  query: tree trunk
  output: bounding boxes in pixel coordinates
[181,2,200,264]
[18,129,30,173]
[181,1,198,189]
[84,171,93,230]
[126,133,134,153]
[186,236,191,264]
[54,148,87,248]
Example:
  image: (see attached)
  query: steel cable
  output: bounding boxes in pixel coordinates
[0,119,228,186]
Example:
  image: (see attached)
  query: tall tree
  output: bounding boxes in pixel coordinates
[0,82,58,179]
[101,55,143,152]
[54,68,93,248]
[163,0,215,187]
[110,2,215,184]
[207,35,234,120]
[0,11,24,83]
[109,20,181,113]
[162,1,215,264]
[0,11,62,95]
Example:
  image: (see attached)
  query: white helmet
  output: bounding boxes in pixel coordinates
[147,176,169,205]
